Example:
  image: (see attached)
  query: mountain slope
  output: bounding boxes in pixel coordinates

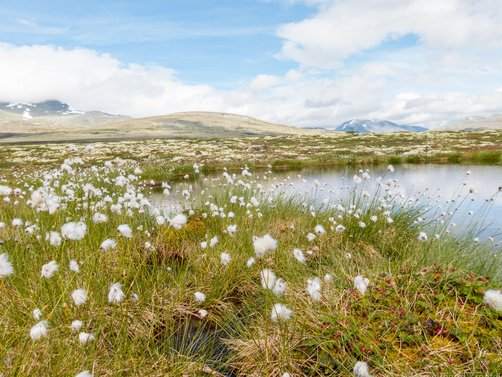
[0,110,321,144]
[332,119,427,133]
[439,115,502,131]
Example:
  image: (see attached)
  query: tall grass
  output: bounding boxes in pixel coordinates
[0,163,500,376]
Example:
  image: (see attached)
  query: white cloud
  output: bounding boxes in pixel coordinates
[1,40,502,128]
[278,0,502,68]
[0,43,224,117]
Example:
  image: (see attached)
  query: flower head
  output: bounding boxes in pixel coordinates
[271,303,292,322]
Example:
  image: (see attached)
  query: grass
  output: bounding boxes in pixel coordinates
[0,157,501,376]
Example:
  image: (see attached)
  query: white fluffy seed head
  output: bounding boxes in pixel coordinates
[194,291,206,302]
[260,269,277,290]
[170,214,187,229]
[354,275,370,295]
[483,289,502,312]
[30,321,48,341]
[354,361,373,377]
[253,234,277,257]
[0,253,14,278]
[78,332,95,344]
[71,288,88,306]
[271,303,292,322]
[307,277,322,301]
[117,224,132,238]
[108,282,125,304]
[41,260,59,278]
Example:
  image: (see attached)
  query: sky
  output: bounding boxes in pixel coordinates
[1,0,502,128]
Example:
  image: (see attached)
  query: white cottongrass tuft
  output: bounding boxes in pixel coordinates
[198,309,208,318]
[260,269,277,290]
[12,218,24,227]
[418,231,428,241]
[306,233,316,242]
[33,308,42,320]
[92,212,108,224]
[253,234,277,257]
[108,283,125,304]
[41,260,59,278]
[117,224,132,238]
[271,303,293,322]
[170,214,187,229]
[246,257,255,267]
[483,289,502,312]
[100,239,117,251]
[227,224,237,236]
[293,248,305,263]
[71,320,83,331]
[314,224,326,235]
[272,278,287,296]
[75,371,93,377]
[353,361,373,377]
[220,252,231,266]
[354,275,370,295]
[78,332,95,344]
[335,224,346,232]
[61,221,87,240]
[209,236,219,248]
[71,288,88,306]
[49,231,62,246]
[30,320,48,341]
[69,259,80,273]
[307,277,322,301]
[0,253,14,278]
[194,291,206,302]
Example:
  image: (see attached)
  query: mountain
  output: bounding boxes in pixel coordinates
[0,100,129,127]
[332,119,427,133]
[0,100,82,118]
[0,109,321,144]
[438,114,502,131]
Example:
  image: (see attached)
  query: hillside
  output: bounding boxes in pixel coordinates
[332,119,428,133]
[0,110,320,144]
[439,114,502,131]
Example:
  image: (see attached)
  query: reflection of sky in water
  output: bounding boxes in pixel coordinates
[150,164,502,243]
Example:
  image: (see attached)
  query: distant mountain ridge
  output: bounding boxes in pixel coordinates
[331,119,428,133]
[438,114,502,131]
[0,100,84,119]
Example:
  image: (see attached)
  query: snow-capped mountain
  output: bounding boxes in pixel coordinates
[0,100,85,119]
[331,119,428,133]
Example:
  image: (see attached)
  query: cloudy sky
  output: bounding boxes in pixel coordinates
[1,0,502,127]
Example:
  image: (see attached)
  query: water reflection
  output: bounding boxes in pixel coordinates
[150,164,502,243]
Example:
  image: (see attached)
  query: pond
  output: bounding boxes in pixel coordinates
[150,164,502,245]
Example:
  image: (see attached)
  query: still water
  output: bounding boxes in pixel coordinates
[151,164,502,244]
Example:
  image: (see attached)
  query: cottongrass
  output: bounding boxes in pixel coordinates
[271,303,293,322]
[483,289,502,311]
[253,234,277,257]
[71,288,88,306]
[117,224,132,238]
[108,283,125,304]
[78,332,95,345]
[353,361,373,377]
[41,261,59,278]
[61,221,87,240]
[354,275,370,295]
[0,253,14,277]
[30,321,48,341]
[194,291,206,302]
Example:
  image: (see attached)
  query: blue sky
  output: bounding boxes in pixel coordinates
[0,0,312,87]
[1,0,502,127]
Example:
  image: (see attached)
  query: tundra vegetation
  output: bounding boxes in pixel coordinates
[0,135,501,376]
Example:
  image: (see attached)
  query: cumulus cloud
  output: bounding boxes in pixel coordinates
[2,0,502,132]
[278,0,502,68]
[0,43,224,117]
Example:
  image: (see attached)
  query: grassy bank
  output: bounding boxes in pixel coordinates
[0,159,501,376]
[0,130,501,183]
